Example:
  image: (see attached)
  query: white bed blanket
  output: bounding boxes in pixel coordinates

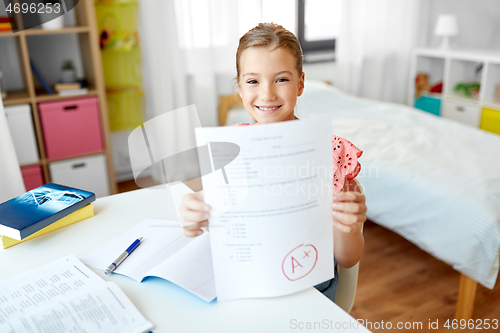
[298,81,500,289]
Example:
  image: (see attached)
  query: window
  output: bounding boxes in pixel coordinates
[174,0,296,50]
[296,0,342,62]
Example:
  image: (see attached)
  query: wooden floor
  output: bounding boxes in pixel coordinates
[117,177,158,193]
[350,221,500,332]
[117,180,500,332]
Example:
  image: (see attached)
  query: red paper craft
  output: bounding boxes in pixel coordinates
[332,135,363,192]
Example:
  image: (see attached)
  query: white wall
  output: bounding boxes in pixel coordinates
[299,0,500,100]
[423,0,500,50]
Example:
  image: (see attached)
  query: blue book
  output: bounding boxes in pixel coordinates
[0,183,95,240]
[30,59,54,95]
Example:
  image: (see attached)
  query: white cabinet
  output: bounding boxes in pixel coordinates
[409,49,500,135]
[49,154,111,198]
[441,101,481,127]
[4,104,39,165]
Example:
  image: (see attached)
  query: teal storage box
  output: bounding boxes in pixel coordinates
[414,95,441,116]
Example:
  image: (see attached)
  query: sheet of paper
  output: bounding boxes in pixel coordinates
[82,219,216,302]
[0,255,153,333]
[195,116,334,301]
[0,255,104,321]
[2,282,153,333]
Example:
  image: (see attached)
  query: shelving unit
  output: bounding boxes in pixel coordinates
[408,48,500,135]
[0,0,117,195]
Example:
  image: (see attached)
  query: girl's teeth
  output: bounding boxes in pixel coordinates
[259,106,278,111]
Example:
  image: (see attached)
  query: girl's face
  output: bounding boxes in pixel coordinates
[238,47,305,124]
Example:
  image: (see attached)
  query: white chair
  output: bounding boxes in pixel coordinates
[335,262,360,313]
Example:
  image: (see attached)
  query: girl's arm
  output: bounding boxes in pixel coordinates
[332,179,366,268]
[180,176,209,237]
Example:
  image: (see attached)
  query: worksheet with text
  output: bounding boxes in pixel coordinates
[195,116,334,301]
[0,255,153,333]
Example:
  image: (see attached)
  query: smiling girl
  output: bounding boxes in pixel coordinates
[179,23,367,303]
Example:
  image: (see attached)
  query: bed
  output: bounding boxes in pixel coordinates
[218,80,500,319]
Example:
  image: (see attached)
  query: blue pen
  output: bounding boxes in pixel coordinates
[105,237,143,275]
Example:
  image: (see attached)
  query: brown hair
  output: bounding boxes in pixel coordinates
[236,22,303,82]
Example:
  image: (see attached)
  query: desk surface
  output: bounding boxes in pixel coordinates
[0,186,369,333]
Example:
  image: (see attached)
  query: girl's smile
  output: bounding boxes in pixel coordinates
[238,47,305,124]
[256,105,281,113]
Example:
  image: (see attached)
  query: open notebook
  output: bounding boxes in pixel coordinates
[82,219,216,302]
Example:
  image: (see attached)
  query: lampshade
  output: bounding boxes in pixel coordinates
[434,14,458,36]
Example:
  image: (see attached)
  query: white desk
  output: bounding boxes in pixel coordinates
[0,186,369,333]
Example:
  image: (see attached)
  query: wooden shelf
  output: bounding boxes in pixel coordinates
[46,150,107,164]
[19,161,41,168]
[35,88,98,103]
[0,27,89,37]
[23,26,90,36]
[2,90,32,106]
[29,151,109,168]
[0,30,15,37]
[3,88,100,105]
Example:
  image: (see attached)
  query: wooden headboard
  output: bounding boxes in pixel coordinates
[217,81,332,126]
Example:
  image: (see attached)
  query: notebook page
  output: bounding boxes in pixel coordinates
[82,219,195,282]
[147,232,216,302]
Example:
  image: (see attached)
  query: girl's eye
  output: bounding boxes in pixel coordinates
[247,79,258,84]
[277,77,289,83]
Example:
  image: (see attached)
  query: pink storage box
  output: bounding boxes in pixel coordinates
[21,165,44,191]
[38,97,104,160]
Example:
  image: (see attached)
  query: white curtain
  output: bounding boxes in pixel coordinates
[336,0,421,104]
[137,0,188,183]
[0,101,25,202]
[138,0,189,122]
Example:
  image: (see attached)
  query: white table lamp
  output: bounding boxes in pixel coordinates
[434,14,458,49]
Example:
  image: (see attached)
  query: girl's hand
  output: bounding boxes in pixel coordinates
[179,191,211,237]
[332,191,367,233]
